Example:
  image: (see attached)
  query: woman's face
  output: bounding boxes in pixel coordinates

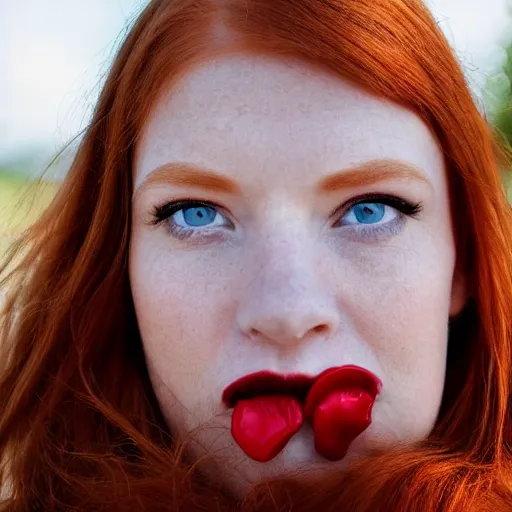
[129,54,465,495]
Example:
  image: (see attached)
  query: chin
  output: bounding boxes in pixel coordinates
[224,424,370,490]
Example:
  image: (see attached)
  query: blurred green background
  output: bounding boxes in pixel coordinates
[0,169,58,257]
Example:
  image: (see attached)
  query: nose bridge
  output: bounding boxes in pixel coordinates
[236,233,340,347]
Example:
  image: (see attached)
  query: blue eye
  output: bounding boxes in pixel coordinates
[334,195,423,233]
[151,200,231,240]
[181,205,218,227]
[341,202,391,226]
[172,204,228,233]
[351,203,385,224]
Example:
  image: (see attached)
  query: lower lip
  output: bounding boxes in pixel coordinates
[226,365,382,463]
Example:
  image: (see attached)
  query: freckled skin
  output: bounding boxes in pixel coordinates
[129,54,466,497]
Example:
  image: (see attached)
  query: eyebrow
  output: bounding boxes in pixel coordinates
[135,163,242,199]
[134,159,431,199]
[317,159,431,192]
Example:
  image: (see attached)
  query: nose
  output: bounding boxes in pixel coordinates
[236,246,340,348]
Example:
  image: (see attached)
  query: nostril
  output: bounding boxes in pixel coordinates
[313,324,329,335]
[249,328,260,338]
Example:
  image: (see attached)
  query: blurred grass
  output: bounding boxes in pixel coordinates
[0,170,60,259]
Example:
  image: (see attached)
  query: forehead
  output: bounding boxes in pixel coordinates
[135,54,444,189]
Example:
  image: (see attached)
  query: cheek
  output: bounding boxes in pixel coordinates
[336,238,454,440]
[334,223,455,343]
[348,245,452,352]
[129,233,234,421]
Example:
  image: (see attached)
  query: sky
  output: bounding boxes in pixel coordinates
[1,0,512,170]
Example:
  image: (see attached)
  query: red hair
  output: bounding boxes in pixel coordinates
[1,0,511,510]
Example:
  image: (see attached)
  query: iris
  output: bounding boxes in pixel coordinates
[352,203,385,224]
[182,206,217,226]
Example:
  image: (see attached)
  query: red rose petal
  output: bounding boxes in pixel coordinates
[311,388,374,461]
[231,395,303,462]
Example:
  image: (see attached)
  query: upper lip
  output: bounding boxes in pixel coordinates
[222,371,316,408]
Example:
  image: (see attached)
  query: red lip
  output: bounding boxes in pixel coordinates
[222,371,316,408]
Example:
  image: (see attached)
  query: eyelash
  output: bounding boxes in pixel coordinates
[149,193,423,241]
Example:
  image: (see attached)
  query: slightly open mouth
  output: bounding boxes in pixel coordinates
[222,372,316,408]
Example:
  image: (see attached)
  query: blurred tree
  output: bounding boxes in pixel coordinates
[489,44,512,145]
[483,41,512,198]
